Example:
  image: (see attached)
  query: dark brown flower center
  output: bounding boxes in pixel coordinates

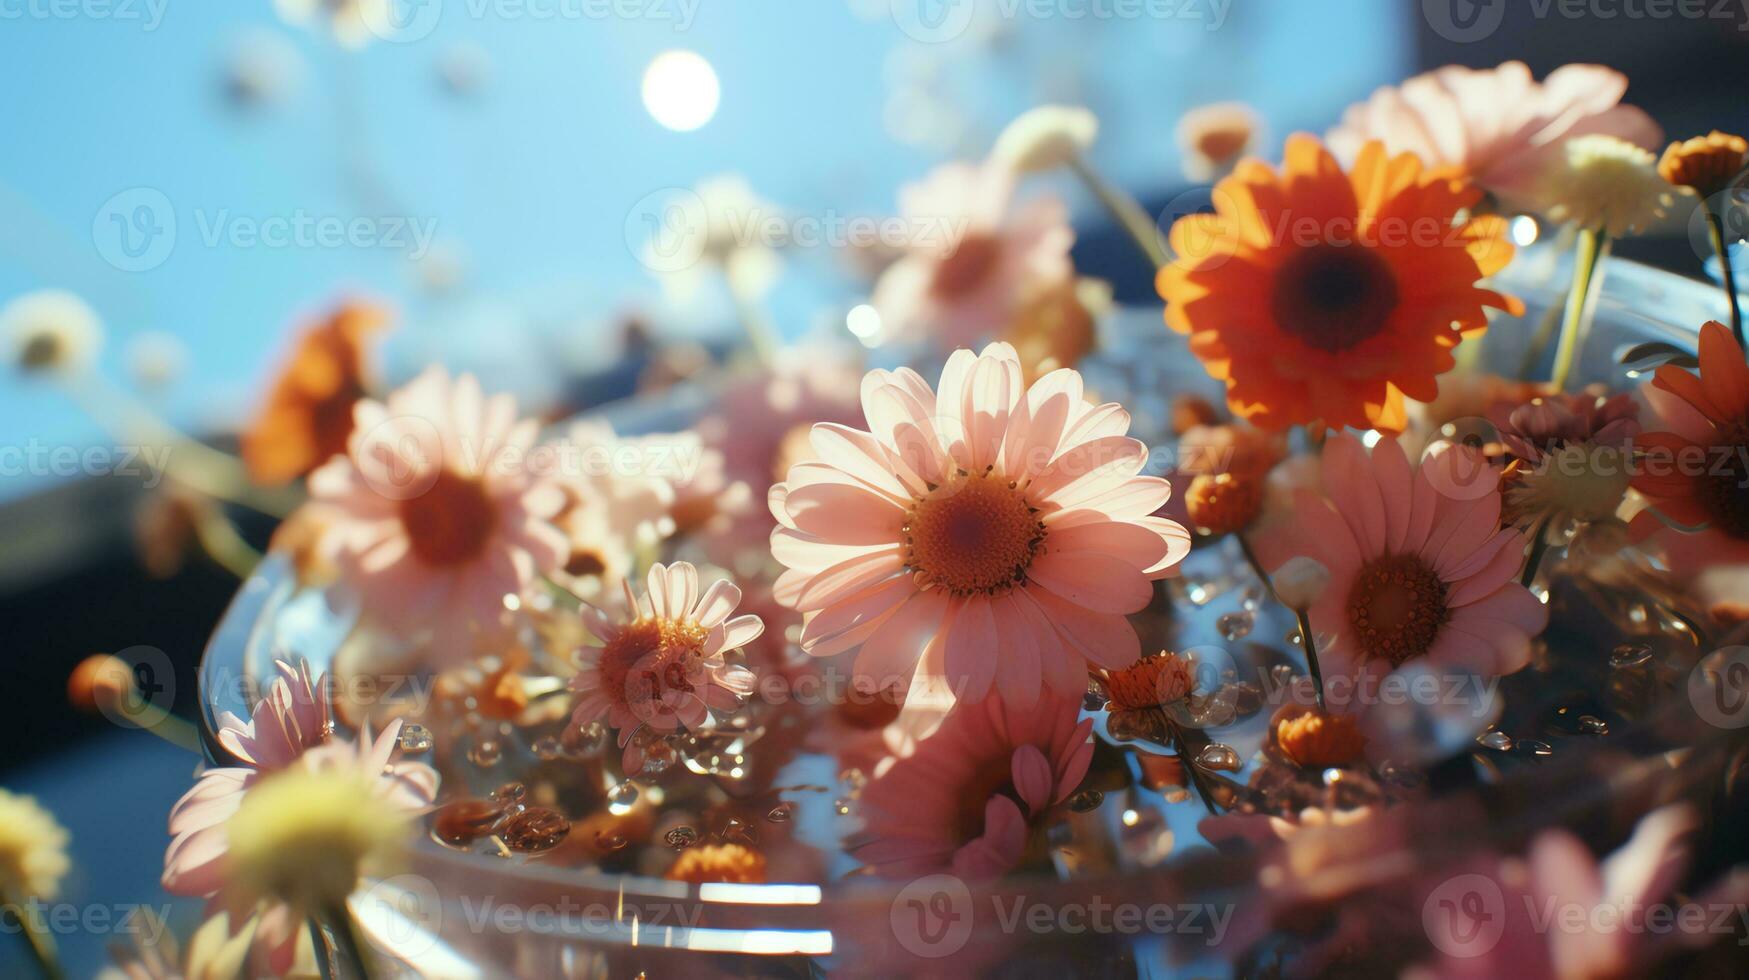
[1703,427,1749,539]
[954,755,1023,846]
[1271,245,1400,353]
[904,472,1045,596]
[399,469,498,567]
[1347,554,1449,667]
[931,232,1003,301]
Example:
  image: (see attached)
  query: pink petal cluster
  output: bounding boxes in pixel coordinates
[1326,61,1661,211]
[569,562,763,774]
[1258,435,1547,711]
[307,367,568,661]
[769,342,1191,707]
[870,162,1074,350]
[162,660,437,975]
[854,691,1093,880]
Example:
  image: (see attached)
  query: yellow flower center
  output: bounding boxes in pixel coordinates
[599,618,709,711]
[1271,245,1400,353]
[904,471,1045,597]
[1347,554,1449,666]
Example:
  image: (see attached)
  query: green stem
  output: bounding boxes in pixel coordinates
[322,902,379,980]
[1068,154,1169,271]
[1163,714,1221,816]
[1293,608,1326,712]
[1550,227,1611,392]
[1705,208,1744,349]
[1233,532,1270,590]
[724,258,779,367]
[1520,515,1554,590]
[4,897,63,980]
[188,504,263,581]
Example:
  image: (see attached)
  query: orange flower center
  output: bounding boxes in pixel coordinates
[904,472,1045,596]
[1106,654,1193,712]
[1347,554,1449,666]
[399,469,498,567]
[1703,427,1749,539]
[598,618,709,711]
[1271,245,1399,353]
[931,232,1003,300]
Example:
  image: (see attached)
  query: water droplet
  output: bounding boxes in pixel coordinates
[765,803,794,823]
[469,738,502,767]
[1162,787,1191,805]
[398,723,434,754]
[1217,611,1254,641]
[532,735,563,760]
[1477,730,1514,752]
[722,817,758,846]
[664,826,699,849]
[594,831,627,852]
[490,782,527,808]
[431,799,506,847]
[1579,715,1609,735]
[1083,674,1111,711]
[606,782,639,814]
[1068,789,1104,812]
[1116,805,1174,866]
[1517,739,1553,757]
[565,721,606,756]
[1195,743,1241,771]
[501,807,569,852]
[640,739,678,775]
[1610,643,1653,668]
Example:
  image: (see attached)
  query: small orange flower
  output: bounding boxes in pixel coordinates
[1184,472,1263,536]
[1157,135,1522,433]
[665,843,767,884]
[241,302,388,486]
[1658,131,1748,197]
[1633,321,1749,542]
[1106,653,1193,712]
[1273,705,1367,768]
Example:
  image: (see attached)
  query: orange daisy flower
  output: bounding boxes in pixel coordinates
[241,302,388,486]
[1632,321,1749,561]
[1156,135,1522,433]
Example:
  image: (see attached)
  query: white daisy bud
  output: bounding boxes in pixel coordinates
[992,105,1099,174]
[1272,556,1332,610]
[3,289,102,376]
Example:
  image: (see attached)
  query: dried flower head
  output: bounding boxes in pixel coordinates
[1492,390,1641,525]
[1273,705,1368,768]
[1185,472,1263,536]
[1105,652,1194,712]
[1658,130,1748,197]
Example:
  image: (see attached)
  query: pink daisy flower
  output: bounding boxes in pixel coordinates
[1257,434,1547,712]
[308,366,569,661]
[870,161,1074,350]
[1326,61,1660,212]
[162,662,437,975]
[853,691,1093,880]
[568,562,763,774]
[769,342,1191,707]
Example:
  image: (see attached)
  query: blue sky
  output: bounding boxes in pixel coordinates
[0,0,1408,500]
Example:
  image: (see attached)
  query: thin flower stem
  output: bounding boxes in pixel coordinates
[1293,607,1326,712]
[1550,227,1612,392]
[3,895,64,980]
[1233,531,1270,591]
[188,504,264,581]
[725,260,779,368]
[1519,297,1566,378]
[1520,515,1554,590]
[120,702,203,754]
[322,902,380,980]
[1068,154,1169,271]
[1704,208,1744,349]
[1163,713,1220,816]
